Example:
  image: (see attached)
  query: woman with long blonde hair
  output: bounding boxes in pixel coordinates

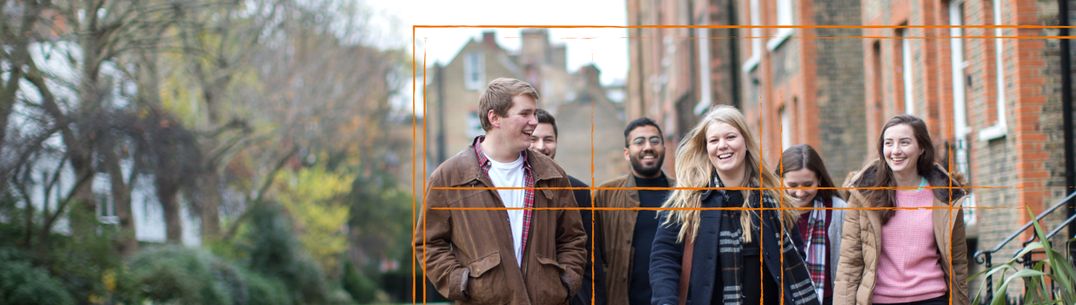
[649,105,819,305]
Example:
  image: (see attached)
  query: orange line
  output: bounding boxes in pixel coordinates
[410,26,418,305]
[947,149,955,305]
[429,185,1016,191]
[421,40,429,305]
[414,24,1076,29]
[593,46,602,305]
[763,215,770,305]
[757,93,765,206]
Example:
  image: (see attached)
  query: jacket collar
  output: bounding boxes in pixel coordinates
[441,136,567,187]
[845,159,967,204]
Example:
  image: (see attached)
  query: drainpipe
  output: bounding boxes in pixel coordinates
[688,0,698,130]
[435,64,446,164]
[1060,0,1075,240]
[728,0,742,109]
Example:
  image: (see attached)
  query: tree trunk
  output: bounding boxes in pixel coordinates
[104,149,138,255]
[198,171,222,240]
[68,155,98,238]
[160,185,183,243]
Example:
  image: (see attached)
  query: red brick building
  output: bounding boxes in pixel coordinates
[860,0,1074,272]
[627,0,1076,280]
[626,0,869,181]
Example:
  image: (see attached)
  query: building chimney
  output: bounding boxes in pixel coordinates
[580,64,601,86]
[482,31,496,48]
[521,29,550,66]
[551,45,567,70]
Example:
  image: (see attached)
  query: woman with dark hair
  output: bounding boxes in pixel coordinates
[778,144,847,305]
[834,114,969,305]
[648,105,819,305]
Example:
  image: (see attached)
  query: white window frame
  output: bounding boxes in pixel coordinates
[743,0,762,72]
[900,29,916,114]
[949,2,969,140]
[96,192,119,224]
[695,23,714,115]
[948,0,976,228]
[780,106,792,150]
[978,0,1008,141]
[463,52,485,91]
[768,0,795,50]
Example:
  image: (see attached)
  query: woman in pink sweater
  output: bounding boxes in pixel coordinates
[833,114,970,305]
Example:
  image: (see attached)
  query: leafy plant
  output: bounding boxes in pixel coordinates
[0,259,74,305]
[971,209,1076,305]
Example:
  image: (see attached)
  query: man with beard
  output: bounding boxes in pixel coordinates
[529,109,607,305]
[595,118,674,305]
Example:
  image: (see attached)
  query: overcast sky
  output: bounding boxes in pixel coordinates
[367,0,630,89]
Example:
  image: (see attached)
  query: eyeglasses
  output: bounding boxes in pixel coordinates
[630,136,664,147]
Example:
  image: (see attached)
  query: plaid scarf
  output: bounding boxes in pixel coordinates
[713,174,746,305]
[710,173,820,305]
[804,197,828,302]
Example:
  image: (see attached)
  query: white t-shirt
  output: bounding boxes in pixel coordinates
[485,152,526,266]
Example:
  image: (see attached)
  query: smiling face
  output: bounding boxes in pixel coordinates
[624,125,665,178]
[529,122,557,159]
[489,95,538,153]
[882,123,922,177]
[783,168,819,207]
[705,122,746,181]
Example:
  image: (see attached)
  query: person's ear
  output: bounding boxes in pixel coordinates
[487,109,500,129]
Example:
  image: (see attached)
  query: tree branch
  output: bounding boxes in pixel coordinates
[41,169,93,235]
[221,144,298,241]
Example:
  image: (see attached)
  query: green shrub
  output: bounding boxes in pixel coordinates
[238,267,291,305]
[127,246,234,305]
[341,260,377,303]
[243,201,332,304]
[0,259,74,305]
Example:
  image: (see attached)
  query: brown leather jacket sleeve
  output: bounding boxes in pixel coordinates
[554,176,588,297]
[414,173,469,301]
[834,202,865,305]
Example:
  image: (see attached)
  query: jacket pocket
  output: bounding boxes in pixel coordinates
[467,252,509,305]
[535,256,569,304]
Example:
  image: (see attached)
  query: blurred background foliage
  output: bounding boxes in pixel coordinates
[1,0,417,303]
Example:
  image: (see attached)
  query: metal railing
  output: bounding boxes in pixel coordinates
[972,191,1076,304]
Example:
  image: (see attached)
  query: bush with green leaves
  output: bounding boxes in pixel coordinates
[126,246,235,304]
[243,201,332,304]
[237,266,292,305]
[971,209,1076,305]
[342,260,377,303]
[126,245,293,305]
[0,258,74,305]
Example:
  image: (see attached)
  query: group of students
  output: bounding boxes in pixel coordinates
[415,78,969,305]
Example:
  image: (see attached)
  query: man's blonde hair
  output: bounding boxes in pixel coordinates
[479,78,540,131]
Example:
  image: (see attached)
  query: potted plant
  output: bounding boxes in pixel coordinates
[971,209,1076,305]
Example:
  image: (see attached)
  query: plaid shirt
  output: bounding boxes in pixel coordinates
[472,136,535,262]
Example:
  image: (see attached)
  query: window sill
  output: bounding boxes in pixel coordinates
[742,55,760,73]
[694,99,711,115]
[766,28,794,51]
[977,123,1007,142]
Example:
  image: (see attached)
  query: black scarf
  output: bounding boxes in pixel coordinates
[708,172,820,305]
[711,173,747,305]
